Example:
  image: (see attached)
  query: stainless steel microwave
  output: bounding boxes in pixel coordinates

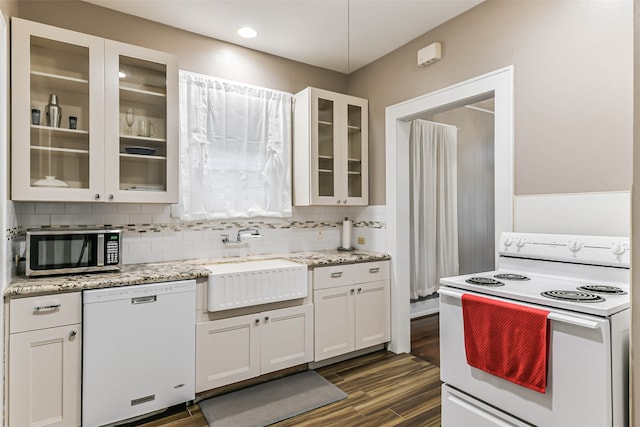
[26,229,122,277]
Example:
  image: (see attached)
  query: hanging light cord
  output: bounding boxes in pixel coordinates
[347,0,350,73]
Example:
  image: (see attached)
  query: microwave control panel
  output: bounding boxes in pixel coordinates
[105,233,120,265]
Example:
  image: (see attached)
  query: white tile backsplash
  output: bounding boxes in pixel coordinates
[117,204,141,214]
[35,203,65,214]
[64,203,92,214]
[6,204,388,281]
[50,214,79,226]
[90,204,118,214]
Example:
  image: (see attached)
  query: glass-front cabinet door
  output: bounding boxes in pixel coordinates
[314,97,337,201]
[345,99,368,204]
[295,87,368,206]
[104,41,178,203]
[11,18,105,202]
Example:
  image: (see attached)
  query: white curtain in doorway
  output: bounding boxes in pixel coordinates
[409,120,459,298]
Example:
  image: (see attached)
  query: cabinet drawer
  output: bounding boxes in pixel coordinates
[10,292,81,333]
[313,261,389,290]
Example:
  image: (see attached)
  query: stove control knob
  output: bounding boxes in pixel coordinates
[568,241,583,256]
[516,237,526,248]
[503,236,513,248]
[611,242,626,257]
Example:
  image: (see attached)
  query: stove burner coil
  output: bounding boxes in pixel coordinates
[494,273,530,281]
[577,285,626,295]
[465,277,504,287]
[540,290,606,303]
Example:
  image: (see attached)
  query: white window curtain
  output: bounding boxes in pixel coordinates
[409,119,459,299]
[178,70,292,220]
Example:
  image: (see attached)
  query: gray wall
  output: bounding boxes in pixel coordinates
[431,105,495,275]
[16,0,348,95]
[349,0,633,205]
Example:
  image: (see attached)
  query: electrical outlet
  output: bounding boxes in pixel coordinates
[316,230,324,239]
[357,236,366,245]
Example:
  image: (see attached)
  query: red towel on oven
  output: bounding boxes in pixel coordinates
[461,293,550,393]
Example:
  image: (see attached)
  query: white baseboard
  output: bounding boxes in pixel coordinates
[410,298,439,319]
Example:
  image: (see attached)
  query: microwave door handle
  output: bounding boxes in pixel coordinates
[438,287,600,329]
[97,234,104,266]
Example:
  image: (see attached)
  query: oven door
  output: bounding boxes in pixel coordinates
[439,286,627,427]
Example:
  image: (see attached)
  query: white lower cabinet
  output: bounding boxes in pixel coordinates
[313,261,390,362]
[8,293,82,427]
[195,304,313,392]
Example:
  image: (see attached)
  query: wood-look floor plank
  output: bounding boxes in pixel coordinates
[390,382,443,419]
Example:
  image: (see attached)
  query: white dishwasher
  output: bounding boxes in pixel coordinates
[82,280,196,427]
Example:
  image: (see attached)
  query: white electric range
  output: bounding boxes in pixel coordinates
[439,232,630,427]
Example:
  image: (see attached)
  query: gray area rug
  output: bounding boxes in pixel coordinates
[199,370,348,427]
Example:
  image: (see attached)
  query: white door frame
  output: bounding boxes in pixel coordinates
[0,9,8,427]
[385,66,514,353]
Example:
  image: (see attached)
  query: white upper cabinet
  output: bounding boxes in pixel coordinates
[11,18,178,203]
[104,41,178,203]
[11,18,105,202]
[293,87,369,206]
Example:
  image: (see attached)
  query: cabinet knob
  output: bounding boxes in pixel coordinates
[336,200,341,204]
[357,287,362,293]
[343,200,347,204]
[350,289,355,294]
[108,194,114,200]
[264,316,269,321]
[95,193,101,200]
[255,318,260,324]
[69,330,77,338]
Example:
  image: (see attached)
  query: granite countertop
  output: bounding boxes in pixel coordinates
[5,250,390,298]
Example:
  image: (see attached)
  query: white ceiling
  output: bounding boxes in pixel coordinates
[82,0,484,74]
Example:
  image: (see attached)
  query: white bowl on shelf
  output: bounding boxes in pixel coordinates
[33,176,69,188]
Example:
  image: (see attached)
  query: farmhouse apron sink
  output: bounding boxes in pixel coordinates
[205,259,308,312]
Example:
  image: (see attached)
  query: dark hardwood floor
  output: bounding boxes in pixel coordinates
[136,314,441,427]
[410,313,440,367]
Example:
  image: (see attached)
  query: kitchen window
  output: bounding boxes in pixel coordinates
[178,71,292,219]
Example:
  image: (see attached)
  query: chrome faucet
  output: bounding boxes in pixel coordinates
[221,227,262,244]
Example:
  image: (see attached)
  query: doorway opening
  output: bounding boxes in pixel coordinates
[385,67,514,353]
[409,95,496,319]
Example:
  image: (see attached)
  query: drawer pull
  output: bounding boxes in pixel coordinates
[369,267,380,273]
[33,304,61,312]
[69,330,77,338]
[131,296,157,305]
[331,272,344,278]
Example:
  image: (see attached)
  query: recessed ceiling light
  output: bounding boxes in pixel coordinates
[237,27,258,39]
[118,71,126,78]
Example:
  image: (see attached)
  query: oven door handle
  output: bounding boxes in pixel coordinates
[438,288,465,298]
[438,287,600,329]
[547,312,599,329]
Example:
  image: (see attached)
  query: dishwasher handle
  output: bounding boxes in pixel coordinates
[131,295,157,305]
